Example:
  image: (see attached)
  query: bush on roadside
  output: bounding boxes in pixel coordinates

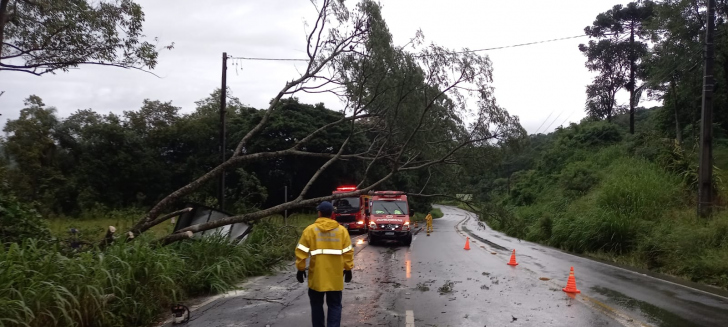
[0,221,300,327]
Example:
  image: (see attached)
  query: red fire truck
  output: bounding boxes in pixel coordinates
[367,191,413,245]
[331,186,371,234]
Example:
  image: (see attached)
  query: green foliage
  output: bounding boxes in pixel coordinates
[474,106,728,288]
[0,193,51,245]
[559,161,599,195]
[0,162,51,244]
[1,0,168,75]
[0,221,299,327]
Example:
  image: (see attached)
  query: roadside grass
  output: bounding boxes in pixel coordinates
[1,214,310,327]
[47,208,173,241]
[47,211,318,244]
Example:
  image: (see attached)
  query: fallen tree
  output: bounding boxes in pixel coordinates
[127,0,525,245]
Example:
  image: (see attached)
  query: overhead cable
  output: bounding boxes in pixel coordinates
[229,34,590,62]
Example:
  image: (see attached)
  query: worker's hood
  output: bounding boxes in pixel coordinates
[314,217,341,231]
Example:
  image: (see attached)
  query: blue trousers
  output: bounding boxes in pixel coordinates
[308,288,342,327]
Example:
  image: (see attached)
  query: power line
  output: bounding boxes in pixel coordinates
[228,56,309,62]
[457,35,588,53]
[542,110,565,133]
[229,34,590,62]
[556,110,578,129]
[533,110,555,135]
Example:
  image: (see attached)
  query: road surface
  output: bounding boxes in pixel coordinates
[166,206,728,326]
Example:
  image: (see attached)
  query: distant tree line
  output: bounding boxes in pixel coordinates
[0,90,491,217]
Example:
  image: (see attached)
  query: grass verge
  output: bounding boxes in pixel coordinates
[1,214,316,327]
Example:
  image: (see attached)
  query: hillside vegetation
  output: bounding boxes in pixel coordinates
[478,111,728,289]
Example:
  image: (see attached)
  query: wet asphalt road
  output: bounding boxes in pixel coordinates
[167,206,728,326]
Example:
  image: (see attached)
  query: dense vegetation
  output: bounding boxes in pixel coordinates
[472,113,728,289]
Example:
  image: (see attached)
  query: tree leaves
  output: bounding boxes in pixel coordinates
[0,0,170,75]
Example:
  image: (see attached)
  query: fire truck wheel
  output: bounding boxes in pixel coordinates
[368,234,378,245]
[402,234,412,246]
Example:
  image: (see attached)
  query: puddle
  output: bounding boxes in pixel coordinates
[591,286,700,327]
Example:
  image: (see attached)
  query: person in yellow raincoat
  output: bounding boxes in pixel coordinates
[425,212,433,235]
[295,201,354,327]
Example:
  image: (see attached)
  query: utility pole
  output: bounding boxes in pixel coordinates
[284,185,288,225]
[629,23,636,135]
[219,52,228,212]
[698,0,715,217]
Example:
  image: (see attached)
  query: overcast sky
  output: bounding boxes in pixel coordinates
[0,0,648,134]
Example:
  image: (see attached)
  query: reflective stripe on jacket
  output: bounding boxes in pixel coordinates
[295,217,354,292]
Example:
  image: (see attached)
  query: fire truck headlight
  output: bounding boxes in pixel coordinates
[404,221,410,230]
[357,221,364,225]
[369,222,376,230]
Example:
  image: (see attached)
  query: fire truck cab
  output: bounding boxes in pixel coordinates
[367,191,413,246]
[331,186,370,234]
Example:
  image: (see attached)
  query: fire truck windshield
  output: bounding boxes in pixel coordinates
[333,197,360,213]
[371,201,407,215]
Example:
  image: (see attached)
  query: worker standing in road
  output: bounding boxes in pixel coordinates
[295,201,354,327]
[426,212,433,235]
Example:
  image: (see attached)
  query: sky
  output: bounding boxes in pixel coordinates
[0,0,650,135]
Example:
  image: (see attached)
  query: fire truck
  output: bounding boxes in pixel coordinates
[367,191,413,245]
[331,186,371,234]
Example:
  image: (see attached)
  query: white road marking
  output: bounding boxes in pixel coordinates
[405,310,415,327]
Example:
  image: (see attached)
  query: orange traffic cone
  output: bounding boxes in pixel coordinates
[562,267,581,294]
[463,237,471,250]
[507,249,519,266]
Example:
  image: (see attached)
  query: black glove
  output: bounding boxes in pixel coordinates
[344,270,352,283]
[297,270,306,283]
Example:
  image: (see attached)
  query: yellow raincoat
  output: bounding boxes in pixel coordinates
[295,217,354,292]
[426,213,433,233]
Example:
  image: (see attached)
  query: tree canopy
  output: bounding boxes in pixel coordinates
[0,0,170,75]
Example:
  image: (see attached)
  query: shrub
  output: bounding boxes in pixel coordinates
[559,161,599,195]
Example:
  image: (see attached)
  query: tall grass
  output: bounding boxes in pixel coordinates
[547,158,683,253]
[0,219,304,327]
